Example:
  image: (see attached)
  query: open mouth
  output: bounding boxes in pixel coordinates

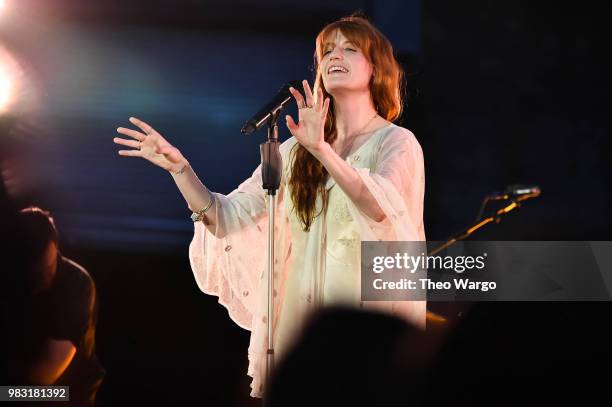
[327,65,349,74]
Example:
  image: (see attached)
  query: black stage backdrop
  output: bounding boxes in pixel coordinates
[422,0,609,242]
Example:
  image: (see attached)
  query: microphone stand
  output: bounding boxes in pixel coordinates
[259,109,282,390]
[429,189,541,256]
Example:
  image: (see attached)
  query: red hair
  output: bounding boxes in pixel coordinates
[289,15,405,230]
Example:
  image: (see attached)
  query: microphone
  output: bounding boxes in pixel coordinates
[241,80,303,135]
[489,184,541,200]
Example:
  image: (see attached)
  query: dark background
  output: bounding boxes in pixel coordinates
[1,0,609,405]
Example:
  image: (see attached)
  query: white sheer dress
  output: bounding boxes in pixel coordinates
[188,123,426,397]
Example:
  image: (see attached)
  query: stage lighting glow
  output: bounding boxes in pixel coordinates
[0,73,11,113]
[0,46,24,115]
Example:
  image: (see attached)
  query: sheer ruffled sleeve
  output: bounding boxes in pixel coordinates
[188,139,295,331]
[349,126,426,242]
[346,126,427,327]
[188,165,267,330]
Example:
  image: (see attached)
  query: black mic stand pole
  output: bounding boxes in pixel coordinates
[259,109,282,390]
[429,189,541,256]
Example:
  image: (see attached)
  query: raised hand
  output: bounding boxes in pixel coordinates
[286,79,330,153]
[114,117,187,172]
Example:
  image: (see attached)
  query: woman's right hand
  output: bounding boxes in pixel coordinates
[114,117,187,172]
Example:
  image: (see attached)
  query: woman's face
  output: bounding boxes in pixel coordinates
[319,30,373,96]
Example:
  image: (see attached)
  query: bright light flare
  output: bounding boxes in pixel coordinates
[0,71,12,113]
[0,46,25,114]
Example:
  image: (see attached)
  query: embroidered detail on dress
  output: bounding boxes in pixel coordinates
[243,290,249,297]
[352,154,360,162]
[224,245,232,252]
[306,294,312,303]
[333,202,353,223]
[337,237,358,248]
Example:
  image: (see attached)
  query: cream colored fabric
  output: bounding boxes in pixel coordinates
[188,123,426,397]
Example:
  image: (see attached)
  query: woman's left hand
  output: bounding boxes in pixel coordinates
[286,79,330,153]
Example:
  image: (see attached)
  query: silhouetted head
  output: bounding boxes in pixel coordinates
[17,206,59,293]
[265,307,428,406]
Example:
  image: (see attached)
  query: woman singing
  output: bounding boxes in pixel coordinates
[113,15,426,398]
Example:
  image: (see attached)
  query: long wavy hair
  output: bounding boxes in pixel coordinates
[289,15,405,231]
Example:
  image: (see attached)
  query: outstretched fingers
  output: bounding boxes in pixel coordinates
[113,137,140,149]
[117,126,146,141]
[322,97,330,118]
[129,117,155,135]
[302,80,314,108]
[285,114,299,134]
[117,149,142,157]
[289,86,306,109]
[315,87,325,111]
